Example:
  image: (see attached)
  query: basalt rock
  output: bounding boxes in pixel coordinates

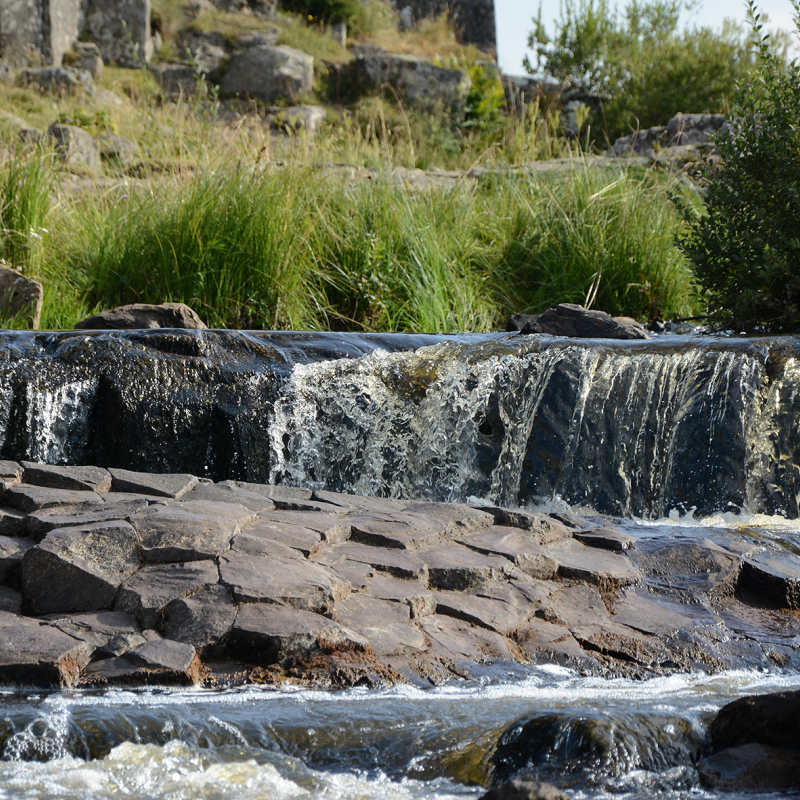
[509,304,650,339]
[0,465,799,689]
[76,303,207,330]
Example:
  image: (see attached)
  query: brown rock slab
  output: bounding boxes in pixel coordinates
[108,468,199,499]
[364,573,436,618]
[404,502,495,536]
[21,462,112,492]
[570,622,670,666]
[333,594,426,655]
[419,614,516,662]
[182,482,276,512]
[25,498,149,542]
[457,527,558,579]
[115,560,219,629]
[219,551,348,612]
[573,525,636,551]
[75,302,207,331]
[130,501,255,562]
[311,541,429,581]
[631,539,739,593]
[226,603,366,666]
[515,618,594,666]
[546,583,612,628]
[417,543,514,590]
[314,490,410,514]
[127,638,198,673]
[347,514,442,550]
[612,590,702,634]
[161,584,238,649]
[3,485,105,513]
[0,610,91,687]
[435,590,531,636]
[22,521,141,614]
[545,538,640,591]
[229,532,305,561]
[738,552,800,610]
[476,507,573,544]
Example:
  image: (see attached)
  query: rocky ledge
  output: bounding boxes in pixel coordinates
[0,461,799,689]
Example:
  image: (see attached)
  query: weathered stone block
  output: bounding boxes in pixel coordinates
[220,45,313,103]
[47,123,101,170]
[84,0,153,67]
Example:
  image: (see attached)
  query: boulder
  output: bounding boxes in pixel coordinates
[17,66,94,95]
[21,521,141,614]
[0,265,43,329]
[21,462,111,492]
[607,112,730,157]
[710,690,800,752]
[46,124,101,170]
[83,0,154,67]
[511,304,650,339]
[343,54,471,111]
[75,302,208,330]
[738,552,800,610]
[161,584,238,649]
[220,45,313,103]
[70,42,104,80]
[698,743,800,793]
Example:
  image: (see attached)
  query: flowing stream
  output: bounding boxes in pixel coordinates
[2,330,800,797]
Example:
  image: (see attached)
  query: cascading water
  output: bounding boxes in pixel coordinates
[0,329,796,518]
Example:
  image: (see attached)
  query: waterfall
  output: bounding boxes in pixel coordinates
[0,329,796,519]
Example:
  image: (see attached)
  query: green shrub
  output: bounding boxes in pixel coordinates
[680,0,800,332]
[526,0,758,143]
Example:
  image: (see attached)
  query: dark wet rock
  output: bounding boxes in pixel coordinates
[457,527,558,580]
[698,743,800,792]
[182,482,276,512]
[130,501,255,562]
[710,689,800,752]
[515,618,596,668]
[161,584,238,650]
[738,552,800,610]
[76,302,207,330]
[418,543,515,590]
[225,602,366,666]
[3,485,105,513]
[479,779,572,800]
[333,593,426,655]
[0,508,27,537]
[82,645,201,686]
[0,586,21,613]
[21,462,111,492]
[573,525,635,551]
[545,538,641,591]
[515,304,650,340]
[0,610,91,687]
[24,498,149,542]
[311,541,429,581]
[219,551,349,612]
[98,632,148,657]
[46,611,140,650]
[22,521,141,614]
[115,560,219,629]
[108,468,199,498]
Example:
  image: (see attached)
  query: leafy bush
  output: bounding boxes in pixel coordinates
[680,0,800,332]
[526,0,758,142]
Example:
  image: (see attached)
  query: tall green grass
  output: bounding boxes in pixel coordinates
[45,160,700,332]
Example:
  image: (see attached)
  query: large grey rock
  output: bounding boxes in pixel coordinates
[76,303,208,330]
[220,45,313,103]
[22,521,141,614]
[0,534,33,583]
[607,112,730,157]
[183,482,275,512]
[115,559,219,628]
[343,54,471,111]
[698,743,800,793]
[18,66,94,95]
[126,637,197,672]
[108,469,199,498]
[516,304,650,340]
[22,462,111,492]
[738,552,800,610]
[0,266,43,329]
[84,0,153,67]
[457,527,559,580]
[710,689,800,753]
[219,550,349,612]
[417,543,514,590]
[311,541,429,581]
[225,602,365,665]
[333,594,426,655]
[47,610,140,649]
[435,589,531,636]
[419,613,516,662]
[364,573,436,618]
[0,610,91,687]
[47,124,101,170]
[130,501,255,562]
[545,538,641,591]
